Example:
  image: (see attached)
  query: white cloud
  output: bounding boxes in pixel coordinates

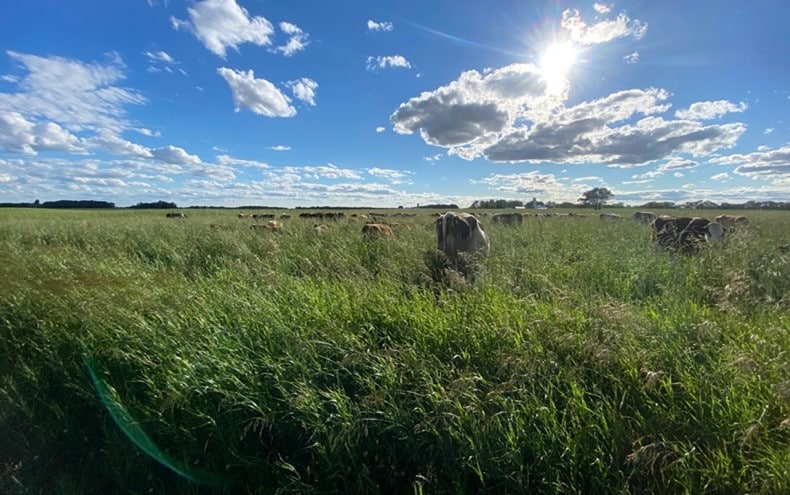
[473,171,584,201]
[593,3,613,14]
[764,128,774,134]
[84,133,153,158]
[367,167,413,184]
[376,127,385,133]
[272,22,310,56]
[0,111,85,155]
[284,163,362,180]
[217,67,295,117]
[171,0,275,58]
[144,51,175,64]
[392,67,747,166]
[152,145,202,165]
[674,100,748,120]
[286,77,318,106]
[367,20,394,32]
[391,63,555,159]
[623,51,639,64]
[561,8,647,45]
[366,55,412,71]
[710,172,730,181]
[0,51,146,134]
[268,145,291,151]
[216,154,270,169]
[423,153,443,162]
[712,145,790,179]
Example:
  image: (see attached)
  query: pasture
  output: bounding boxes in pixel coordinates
[0,208,788,494]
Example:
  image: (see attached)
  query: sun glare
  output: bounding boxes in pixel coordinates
[539,41,577,94]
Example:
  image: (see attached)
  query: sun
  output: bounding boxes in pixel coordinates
[538,41,577,94]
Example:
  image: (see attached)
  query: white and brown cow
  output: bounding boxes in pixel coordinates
[633,211,656,223]
[714,214,749,229]
[436,212,490,261]
[651,216,724,252]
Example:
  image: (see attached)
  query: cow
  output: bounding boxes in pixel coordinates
[436,212,490,261]
[166,212,186,218]
[253,214,275,220]
[314,224,329,235]
[651,216,724,252]
[361,223,393,237]
[491,212,523,226]
[600,213,624,221]
[633,211,656,223]
[714,214,749,229]
[237,213,253,219]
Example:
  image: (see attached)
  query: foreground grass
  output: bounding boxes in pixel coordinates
[0,208,788,494]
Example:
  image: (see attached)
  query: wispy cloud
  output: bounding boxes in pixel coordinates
[561,8,647,45]
[367,20,394,32]
[272,21,310,56]
[366,55,412,71]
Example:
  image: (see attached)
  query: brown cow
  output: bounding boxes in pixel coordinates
[166,212,187,218]
[651,216,724,252]
[361,223,393,237]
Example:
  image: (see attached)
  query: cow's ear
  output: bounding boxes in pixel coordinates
[466,215,478,230]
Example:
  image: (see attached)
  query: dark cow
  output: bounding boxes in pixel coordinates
[166,212,187,218]
[436,212,490,260]
[600,213,624,221]
[361,223,393,237]
[633,211,656,223]
[651,216,724,252]
[491,212,523,226]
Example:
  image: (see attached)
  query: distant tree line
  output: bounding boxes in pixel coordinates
[417,203,460,209]
[0,199,115,209]
[129,200,178,209]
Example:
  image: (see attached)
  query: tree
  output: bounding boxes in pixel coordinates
[578,188,613,210]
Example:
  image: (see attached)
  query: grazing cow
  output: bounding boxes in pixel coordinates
[714,214,749,229]
[651,216,724,252]
[361,223,394,237]
[237,213,252,219]
[314,223,329,234]
[600,213,624,221]
[491,212,523,226]
[253,214,275,220]
[633,211,656,223]
[436,212,490,261]
[166,212,186,218]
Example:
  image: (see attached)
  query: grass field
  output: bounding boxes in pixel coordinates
[0,208,788,494]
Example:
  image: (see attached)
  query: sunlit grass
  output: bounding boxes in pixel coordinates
[0,208,788,494]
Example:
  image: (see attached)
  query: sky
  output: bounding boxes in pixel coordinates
[0,0,788,208]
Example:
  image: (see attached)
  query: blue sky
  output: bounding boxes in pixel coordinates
[0,0,787,207]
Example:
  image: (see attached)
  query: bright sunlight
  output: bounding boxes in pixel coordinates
[539,41,577,94]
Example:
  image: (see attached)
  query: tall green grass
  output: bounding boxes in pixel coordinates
[1,208,788,494]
